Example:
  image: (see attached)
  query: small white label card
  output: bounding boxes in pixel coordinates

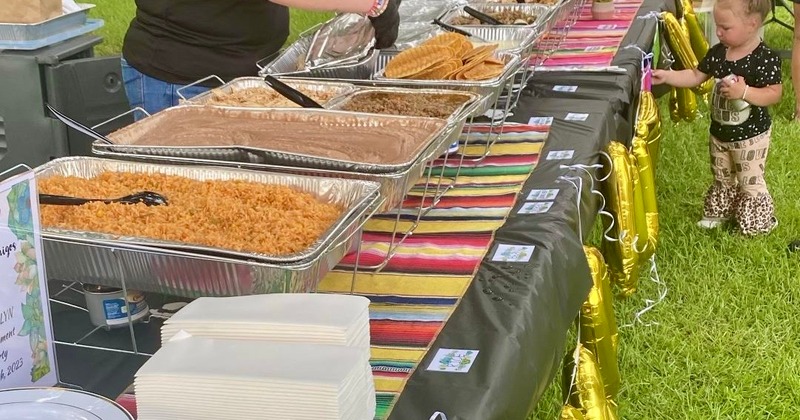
[527,189,560,201]
[584,46,604,52]
[491,244,535,263]
[0,170,57,389]
[546,150,575,160]
[564,112,589,122]
[598,24,618,30]
[518,201,554,215]
[427,348,480,373]
[528,116,554,126]
[553,85,578,92]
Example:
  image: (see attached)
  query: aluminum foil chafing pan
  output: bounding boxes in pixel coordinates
[395,25,542,56]
[182,77,357,108]
[259,35,379,80]
[324,87,483,125]
[92,119,460,213]
[36,156,382,265]
[94,106,449,174]
[366,52,522,115]
[441,3,554,30]
[0,4,94,42]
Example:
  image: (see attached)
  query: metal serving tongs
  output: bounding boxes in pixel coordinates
[263,75,323,108]
[46,103,114,145]
[40,191,169,207]
[463,6,503,25]
[432,18,491,43]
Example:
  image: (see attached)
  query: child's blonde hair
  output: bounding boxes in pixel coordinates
[716,0,771,21]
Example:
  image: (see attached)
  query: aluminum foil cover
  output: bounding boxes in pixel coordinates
[304,13,376,70]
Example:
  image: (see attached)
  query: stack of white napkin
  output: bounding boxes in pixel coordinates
[135,294,374,420]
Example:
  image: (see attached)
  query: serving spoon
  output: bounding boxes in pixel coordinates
[40,191,169,207]
[463,6,503,25]
[263,75,324,109]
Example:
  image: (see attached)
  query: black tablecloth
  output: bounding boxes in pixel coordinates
[51,2,661,417]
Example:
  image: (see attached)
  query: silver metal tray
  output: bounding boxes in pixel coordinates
[182,77,357,108]
[367,52,523,115]
[35,156,381,264]
[440,3,554,30]
[260,35,380,80]
[92,118,460,213]
[43,232,353,298]
[325,87,483,125]
[96,106,449,174]
[0,4,94,41]
[399,1,455,23]
[396,25,542,56]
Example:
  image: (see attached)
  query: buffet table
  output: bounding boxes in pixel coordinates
[46,0,661,418]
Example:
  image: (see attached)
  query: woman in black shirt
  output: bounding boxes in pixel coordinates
[121,0,399,115]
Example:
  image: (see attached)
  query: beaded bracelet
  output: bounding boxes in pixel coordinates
[367,0,389,17]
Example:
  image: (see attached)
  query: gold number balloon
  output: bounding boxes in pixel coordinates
[635,91,662,169]
[563,345,620,420]
[661,12,698,70]
[582,246,621,398]
[677,87,697,122]
[629,154,649,260]
[602,142,640,297]
[631,138,659,258]
[668,87,681,122]
[561,405,587,420]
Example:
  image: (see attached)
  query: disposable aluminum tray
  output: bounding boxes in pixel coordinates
[399,0,455,23]
[399,25,542,56]
[182,77,357,108]
[324,87,483,126]
[440,3,554,31]
[35,157,382,265]
[0,4,94,41]
[94,106,449,175]
[259,35,379,80]
[92,118,461,213]
[366,52,523,116]
[43,238,342,298]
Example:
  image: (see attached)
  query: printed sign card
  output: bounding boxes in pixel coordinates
[0,171,57,388]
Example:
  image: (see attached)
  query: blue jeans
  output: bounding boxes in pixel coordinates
[121,58,209,120]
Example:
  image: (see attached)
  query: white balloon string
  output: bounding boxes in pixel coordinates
[557,174,584,237]
[564,319,582,407]
[621,254,668,328]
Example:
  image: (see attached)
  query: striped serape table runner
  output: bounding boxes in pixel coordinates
[537,0,646,71]
[318,123,549,419]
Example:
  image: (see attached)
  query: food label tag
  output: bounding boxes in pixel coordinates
[565,113,589,122]
[546,150,575,160]
[553,85,578,92]
[427,348,480,373]
[518,201,554,214]
[527,189,560,201]
[528,116,554,126]
[491,244,535,263]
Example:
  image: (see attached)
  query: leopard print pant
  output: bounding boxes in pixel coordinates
[703,184,738,219]
[707,130,776,235]
[736,193,777,236]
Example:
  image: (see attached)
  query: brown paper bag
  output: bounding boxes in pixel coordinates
[0,0,62,24]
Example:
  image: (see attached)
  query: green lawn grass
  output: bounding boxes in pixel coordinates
[88,2,800,418]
